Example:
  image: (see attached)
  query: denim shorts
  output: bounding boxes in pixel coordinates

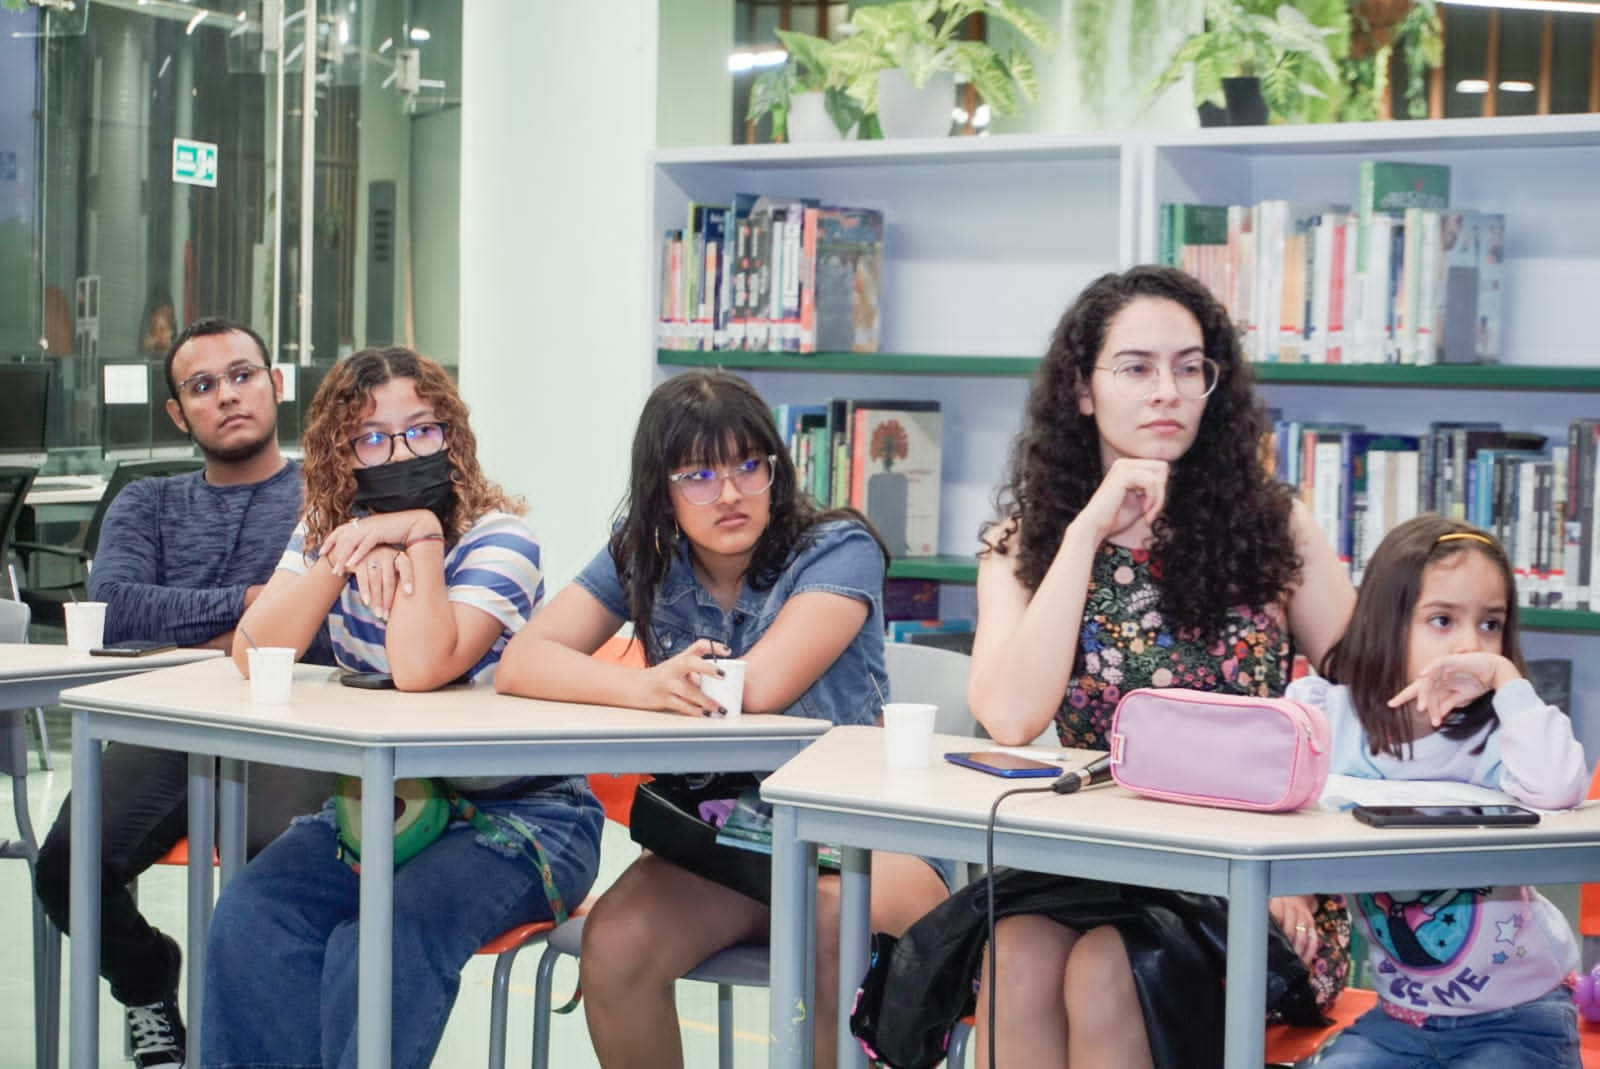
[1308,985,1580,1069]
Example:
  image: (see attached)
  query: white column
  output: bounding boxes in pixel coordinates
[459,1,660,588]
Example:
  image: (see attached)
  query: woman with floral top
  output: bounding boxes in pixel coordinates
[965,266,1358,1069]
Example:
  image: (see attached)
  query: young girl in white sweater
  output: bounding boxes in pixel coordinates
[1289,514,1588,1068]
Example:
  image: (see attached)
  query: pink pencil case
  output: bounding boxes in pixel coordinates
[1108,688,1331,812]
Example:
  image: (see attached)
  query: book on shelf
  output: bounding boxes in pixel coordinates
[808,206,885,354]
[887,617,975,642]
[1356,160,1450,274]
[847,401,943,558]
[883,577,941,621]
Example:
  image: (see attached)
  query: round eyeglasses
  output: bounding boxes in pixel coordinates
[1094,355,1219,401]
[668,455,777,506]
[348,421,450,467]
[176,363,272,401]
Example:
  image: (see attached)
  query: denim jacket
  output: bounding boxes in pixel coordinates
[574,519,888,725]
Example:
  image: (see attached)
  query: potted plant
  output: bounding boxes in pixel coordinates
[1148,0,1349,126]
[1337,0,1442,121]
[825,0,1057,139]
[747,29,865,143]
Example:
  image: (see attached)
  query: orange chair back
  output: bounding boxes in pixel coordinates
[1580,761,1600,938]
[585,633,647,827]
[1263,987,1377,1064]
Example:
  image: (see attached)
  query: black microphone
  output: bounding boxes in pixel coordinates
[1052,754,1113,795]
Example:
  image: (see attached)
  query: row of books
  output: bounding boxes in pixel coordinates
[657,195,885,354]
[1161,160,1504,366]
[774,399,942,558]
[1271,417,1600,608]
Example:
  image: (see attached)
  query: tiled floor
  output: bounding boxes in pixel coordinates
[0,712,775,1069]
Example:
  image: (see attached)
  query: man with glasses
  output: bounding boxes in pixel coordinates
[34,318,335,1069]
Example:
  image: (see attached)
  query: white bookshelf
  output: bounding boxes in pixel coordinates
[649,117,1600,751]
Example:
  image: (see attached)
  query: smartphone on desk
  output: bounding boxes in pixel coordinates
[1352,804,1539,828]
[339,671,396,690]
[944,751,1064,779]
[90,640,178,657]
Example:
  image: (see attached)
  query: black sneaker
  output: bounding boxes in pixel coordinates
[127,994,186,1069]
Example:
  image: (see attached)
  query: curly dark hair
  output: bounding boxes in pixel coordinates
[611,369,886,664]
[300,347,521,555]
[988,265,1300,637]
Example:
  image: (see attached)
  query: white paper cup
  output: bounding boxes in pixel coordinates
[63,601,107,653]
[698,658,747,718]
[246,647,296,705]
[882,702,937,769]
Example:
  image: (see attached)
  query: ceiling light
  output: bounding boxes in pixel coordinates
[185,10,207,34]
[1499,80,1536,91]
[1441,0,1600,14]
[726,48,786,73]
[408,27,430,42]
[1455,78,1491,93]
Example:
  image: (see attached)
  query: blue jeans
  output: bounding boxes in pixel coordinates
[1307,986,1580,1069]
[201,778,603,1069]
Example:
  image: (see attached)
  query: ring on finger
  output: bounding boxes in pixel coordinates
[368,561,381,570]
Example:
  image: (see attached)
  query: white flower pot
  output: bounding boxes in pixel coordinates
[874,69,955,139]
[788,92,846,143]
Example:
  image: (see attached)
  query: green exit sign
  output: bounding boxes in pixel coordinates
[172,138,218,188]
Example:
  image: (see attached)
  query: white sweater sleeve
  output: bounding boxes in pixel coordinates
[1480,678,1589,809]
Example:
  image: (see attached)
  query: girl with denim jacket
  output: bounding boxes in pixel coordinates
[205,348,604,1069]
[495,369,950,1069]
[967,267,1358,1069]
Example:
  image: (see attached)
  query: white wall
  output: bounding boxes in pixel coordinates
[459,1,659,589]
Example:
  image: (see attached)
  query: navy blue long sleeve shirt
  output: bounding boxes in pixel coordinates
[88,462,333,662]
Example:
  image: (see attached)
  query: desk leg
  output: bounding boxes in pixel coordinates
[357,749,395,1069]
[68,713,100,1069]
[1223,862,1268,1069]
[187,753,216,1069]
[768,804,816,1069]
[836,847,870,1069]
[218,758,247,887]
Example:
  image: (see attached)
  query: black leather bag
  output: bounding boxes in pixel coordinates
[629,772,772,904]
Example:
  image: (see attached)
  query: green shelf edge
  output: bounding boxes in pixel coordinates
[887,561,1600,633]
[660,351,1600,390]
[887,556,978,583]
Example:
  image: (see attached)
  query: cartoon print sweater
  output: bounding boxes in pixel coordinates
[1287,676,1587,1016]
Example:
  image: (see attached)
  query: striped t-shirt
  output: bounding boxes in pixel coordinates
[276,510,544,685]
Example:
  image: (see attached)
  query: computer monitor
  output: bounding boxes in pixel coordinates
[147,361,195,459]
[101,361,153,461]
[0,363,51,467]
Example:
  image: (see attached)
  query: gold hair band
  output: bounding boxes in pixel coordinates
[1437,532,1494,546]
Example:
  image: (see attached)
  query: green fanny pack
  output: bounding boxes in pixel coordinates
[333,776,453,870]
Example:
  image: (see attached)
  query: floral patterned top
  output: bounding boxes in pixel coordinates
[1056,542,1351,1011]
[1056,543,1292,751]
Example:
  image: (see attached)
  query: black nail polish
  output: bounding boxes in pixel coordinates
[701,710,713,718]
[718,706,728,716]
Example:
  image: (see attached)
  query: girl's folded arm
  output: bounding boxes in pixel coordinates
[1487,678,1589,809]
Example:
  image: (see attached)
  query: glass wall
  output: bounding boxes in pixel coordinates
[0,0,460,471]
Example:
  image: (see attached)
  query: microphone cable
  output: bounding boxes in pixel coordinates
[982,754,1114,1068]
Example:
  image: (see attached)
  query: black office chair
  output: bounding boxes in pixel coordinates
[0,467,40,601]
[13,458,204,627]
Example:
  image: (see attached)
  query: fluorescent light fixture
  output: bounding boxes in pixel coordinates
[378,36,393,53]
[726,48,786,73]
[338,17,349,44]
[1441,0,1600,13]
[185,10,207,34]
[1499,79,1536,91]
[408,27,430,42]
[1455,78,1491,93]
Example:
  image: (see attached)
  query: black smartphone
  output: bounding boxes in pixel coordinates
[1352,804,1540,828]
[944,751,1064,779]
[90,640,178,657]
[339,672,397,690]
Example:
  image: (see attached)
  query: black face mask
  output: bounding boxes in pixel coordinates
[351,452,454,517]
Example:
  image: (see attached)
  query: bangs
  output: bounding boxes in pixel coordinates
[665,396,775,469]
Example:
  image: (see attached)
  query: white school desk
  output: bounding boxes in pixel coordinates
[761,726,1600,1069]
[24,476,108,508]
[60,657,832,1069]
[0,643,218,708]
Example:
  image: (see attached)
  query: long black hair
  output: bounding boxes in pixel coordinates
[610,369,885,663]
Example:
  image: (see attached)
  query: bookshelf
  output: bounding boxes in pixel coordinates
[650,115,1600,741]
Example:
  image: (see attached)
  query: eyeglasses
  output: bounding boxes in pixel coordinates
[1094,355,1219,401]
[668,455,776,506]
[175,363,272,401]
[348,421,450,468]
